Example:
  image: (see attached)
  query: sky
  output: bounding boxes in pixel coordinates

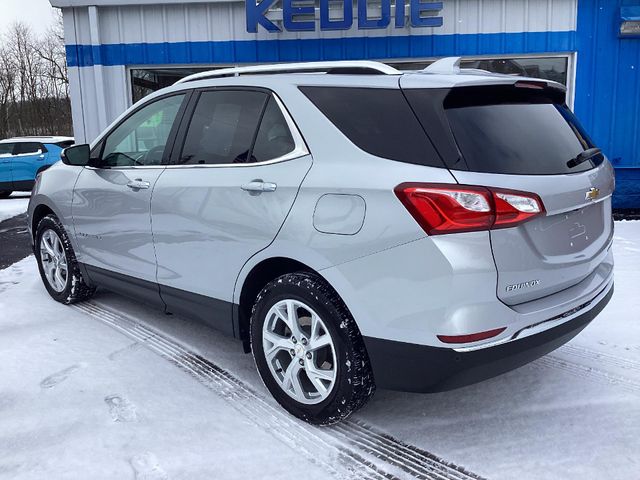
[0,0,58,37]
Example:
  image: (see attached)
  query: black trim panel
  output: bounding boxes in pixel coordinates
[0,180,35,192]
[363,285,614,393]
[159,283,235,337]
[83,263,165,309]
[79,262,236,338]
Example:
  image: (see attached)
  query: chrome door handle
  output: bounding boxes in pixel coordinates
[126,179,150,190]
[241,180,277,194]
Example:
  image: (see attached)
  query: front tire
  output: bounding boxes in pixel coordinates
[250,272,375,425]
[0,191,12,199]
[35,214,96,304]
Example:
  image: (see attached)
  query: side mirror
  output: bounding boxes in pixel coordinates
[61,144,91,166]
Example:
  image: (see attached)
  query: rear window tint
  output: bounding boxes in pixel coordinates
[299,87,444,168]
[406,85,599,175]
[446,103,597,175]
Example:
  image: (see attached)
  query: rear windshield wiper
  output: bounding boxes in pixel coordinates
[567,147,602,169]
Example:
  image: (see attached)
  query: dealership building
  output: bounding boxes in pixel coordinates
[50,0,639,207]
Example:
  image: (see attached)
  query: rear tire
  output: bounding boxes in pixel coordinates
[35,214,96,304]
[250,272,375,425]
[0,191,12,199]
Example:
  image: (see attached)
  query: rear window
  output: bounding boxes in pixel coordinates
[447,103,597,175]
[56,140,75,148]
[299,87,444,168]
[408,85,598,175]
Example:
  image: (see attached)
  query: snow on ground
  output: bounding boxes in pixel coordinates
[0,192,30,223]
[0,222,639,480]
[0,258,332,480]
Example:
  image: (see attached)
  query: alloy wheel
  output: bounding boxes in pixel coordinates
[262,299,337,405]
[39,229,68,293]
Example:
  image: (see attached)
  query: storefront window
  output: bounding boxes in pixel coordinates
[390,56,569,86]
[131,68,211,103]
[130,56,569,104]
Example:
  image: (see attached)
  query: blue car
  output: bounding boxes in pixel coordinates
[0,136,74,198]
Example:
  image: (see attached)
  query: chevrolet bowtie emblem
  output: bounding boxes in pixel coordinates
[585,187,600,201]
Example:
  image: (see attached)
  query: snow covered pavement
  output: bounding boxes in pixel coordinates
[0,192,29,223]
[1,222,639,480]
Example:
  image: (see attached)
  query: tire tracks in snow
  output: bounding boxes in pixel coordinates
[536,346,640,395]
[559,344,640,372]
[74,301,485,480]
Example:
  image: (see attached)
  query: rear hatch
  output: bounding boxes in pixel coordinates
[402,78,615,305]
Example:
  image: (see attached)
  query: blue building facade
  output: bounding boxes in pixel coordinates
[574,0,640,208]
[53,0,639,207]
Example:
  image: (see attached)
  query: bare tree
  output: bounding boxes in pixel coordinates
[0,14,72,139]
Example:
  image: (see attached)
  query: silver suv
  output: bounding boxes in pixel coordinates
[28,59,615,425]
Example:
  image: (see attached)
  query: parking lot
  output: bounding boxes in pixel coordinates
[0,193,638,480]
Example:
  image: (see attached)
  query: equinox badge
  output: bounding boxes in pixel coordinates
[506,280,541,292]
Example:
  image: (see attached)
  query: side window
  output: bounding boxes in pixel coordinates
[177,90,267,165]
[101,94,185,167]
[300,86,445,168]
[15,142,42,155]
[0,143,15,156]
[251,97,295,162]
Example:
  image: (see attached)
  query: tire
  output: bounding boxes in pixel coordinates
[35,214,96,304]
[250,271,375,425]
[0,191,12,199]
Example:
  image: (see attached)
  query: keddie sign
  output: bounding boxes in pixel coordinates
[246,0,443,33]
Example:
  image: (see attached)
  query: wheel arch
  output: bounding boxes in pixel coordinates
[235,256,337,352]
[31,203,57,241]
[29,199,77,254]
[35,165,53,177]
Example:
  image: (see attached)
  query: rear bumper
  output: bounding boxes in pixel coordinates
[363,283,613,393]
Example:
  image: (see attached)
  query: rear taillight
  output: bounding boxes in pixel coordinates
[395,183,544,235]
[492,189,544,229]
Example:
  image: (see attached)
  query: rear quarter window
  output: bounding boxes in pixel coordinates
[299,86,444,168]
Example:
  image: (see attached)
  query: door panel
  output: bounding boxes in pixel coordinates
[71,93,187,297]
[72,167,165,284]
[152,156,312,304]
[0,143,13,187]
[151,89,311,332]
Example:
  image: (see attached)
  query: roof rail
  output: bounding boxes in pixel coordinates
[175,61,401,84]
[422,57,462,75]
